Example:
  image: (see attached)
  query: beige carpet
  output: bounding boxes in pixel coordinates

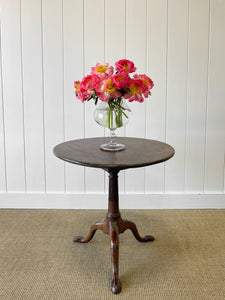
[0,209,225,300]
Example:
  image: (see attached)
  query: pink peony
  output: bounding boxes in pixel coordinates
[80,74,100,90]
[75,74,100,102]
[76,87,92,102]
[111,72,130,89]
[124,79,146,102]
[115,59,136,74]
[133,74,154,97]
[96,76,121,102]
[74,60,154,104]
[91,63,114,77]
[74,81,85,102]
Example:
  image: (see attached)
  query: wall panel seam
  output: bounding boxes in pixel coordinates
[103,0,106,193]
[124,0,127,193]
[0,9,7,191]
[164,0,169,193]
[203,0,211,193]
[184,0,190,192]
[83,0,86,192]
[40,0,47,192]
[144,0,148,194]
[62,0,66,193]
[19,0,27,192]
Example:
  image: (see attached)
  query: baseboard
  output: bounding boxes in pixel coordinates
[0,193,225,209]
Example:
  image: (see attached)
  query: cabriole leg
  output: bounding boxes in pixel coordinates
[110,222,122,294]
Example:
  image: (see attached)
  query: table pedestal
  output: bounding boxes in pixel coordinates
[73,170,154,294]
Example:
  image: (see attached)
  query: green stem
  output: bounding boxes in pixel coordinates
[107,98,129,129]
[107,110,110,128]
[110,109,113,128]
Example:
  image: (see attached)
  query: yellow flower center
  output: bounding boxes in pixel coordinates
[130,83,141,94]
[105,79,116,94]
[123,64,128,70]
[116,75,124,82]
[75,83,80,90]
[96,65,107,73]
[142,79,149,87]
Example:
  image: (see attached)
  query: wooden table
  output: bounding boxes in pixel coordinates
[53,137,175,294]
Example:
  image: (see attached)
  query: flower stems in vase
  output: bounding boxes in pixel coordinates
[106,98,129,129]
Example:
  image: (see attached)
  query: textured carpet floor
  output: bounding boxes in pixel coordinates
[0,209,225,300]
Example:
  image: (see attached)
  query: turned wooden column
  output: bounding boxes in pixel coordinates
[106,170,122,294]
[107,170,121,220]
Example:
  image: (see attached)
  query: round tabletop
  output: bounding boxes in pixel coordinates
[53,137,175,171]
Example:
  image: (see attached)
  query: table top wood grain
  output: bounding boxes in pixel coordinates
[53,137,175,171]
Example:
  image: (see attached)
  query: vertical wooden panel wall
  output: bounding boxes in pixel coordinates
[0,0,225,206]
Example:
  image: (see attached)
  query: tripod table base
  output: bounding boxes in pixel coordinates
[53,138,174,294]
[73,216,154,294]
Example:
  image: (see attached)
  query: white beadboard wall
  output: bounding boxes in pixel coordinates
[0,0,225,209]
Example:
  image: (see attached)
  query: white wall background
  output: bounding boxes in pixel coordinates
[0,0,225,209]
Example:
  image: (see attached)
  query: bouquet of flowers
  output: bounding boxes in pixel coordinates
[74,59,154,129]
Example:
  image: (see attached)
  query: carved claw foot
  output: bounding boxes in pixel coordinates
[73,235,93,243]
[140,235,155,242]
[111,278,122,294]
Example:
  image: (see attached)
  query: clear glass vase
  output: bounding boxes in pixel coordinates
[94,98,131,151]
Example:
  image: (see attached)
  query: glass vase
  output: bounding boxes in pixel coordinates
[94,98,131,151]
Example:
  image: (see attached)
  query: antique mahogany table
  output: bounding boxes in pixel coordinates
[53,137,174,294]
